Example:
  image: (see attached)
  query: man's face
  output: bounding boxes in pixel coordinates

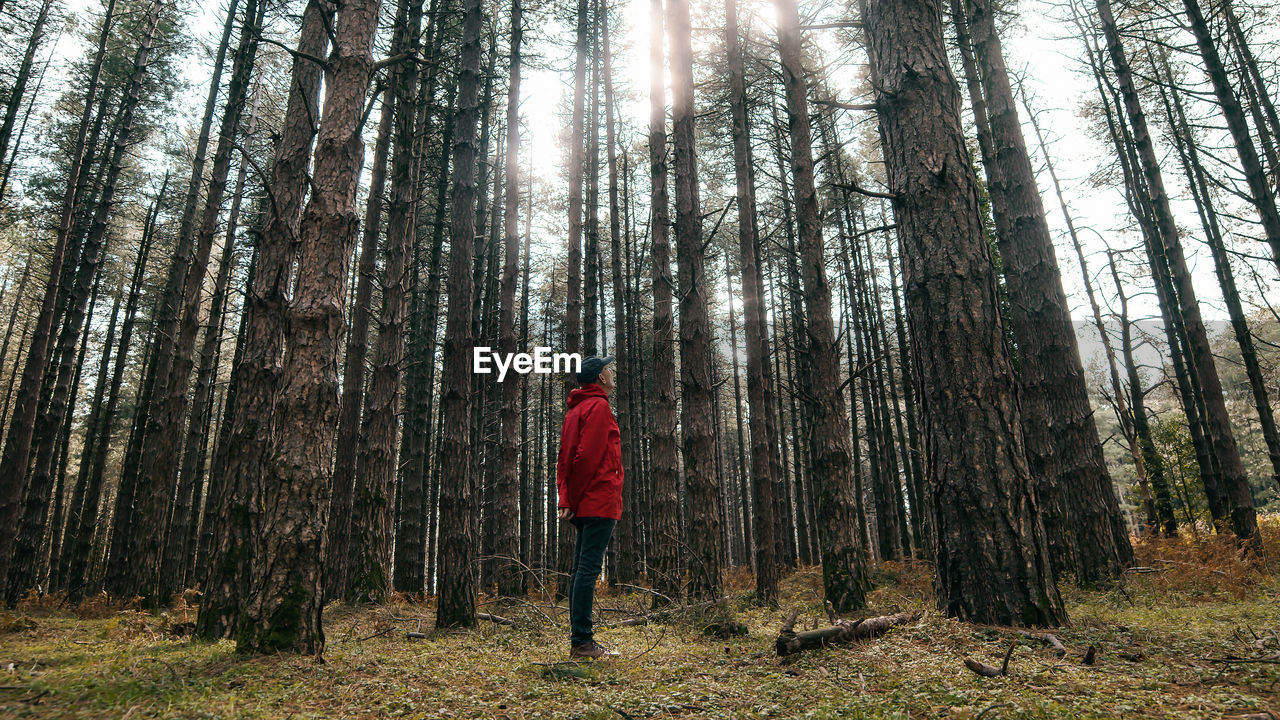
[598,365,615,393]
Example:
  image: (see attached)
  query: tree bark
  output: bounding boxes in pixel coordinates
[1095,0,1258,548]
[647,0,680,607]
[666,0,721,602]
[196,0,332,641]
[0,0,118,600]
[774,0,869,612]
[958,0,1131,583]
[862,0,1064,625]
[434,0,485,629]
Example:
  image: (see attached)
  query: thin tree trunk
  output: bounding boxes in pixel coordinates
[434,0,486,629]
[0,0,53,206]
[720,38,783,582]
[0,0,118,598]
[1095,0,1259,548]
[774,0,870,611]
[173,88,259,595]
[1181,0,1280,273]
[647,0,680,607]
[1108,253,1177,536]
[328,88,394,600]
[666,0,721,601]
[493,0,524,598]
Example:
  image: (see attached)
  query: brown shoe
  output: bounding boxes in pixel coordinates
[569,641,619,659]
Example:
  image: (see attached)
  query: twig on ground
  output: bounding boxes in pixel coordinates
[965,643,1016,678]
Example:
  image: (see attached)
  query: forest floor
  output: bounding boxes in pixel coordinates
[2,527,1279,720]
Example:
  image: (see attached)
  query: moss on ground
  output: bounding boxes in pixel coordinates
[1,531,1278,719]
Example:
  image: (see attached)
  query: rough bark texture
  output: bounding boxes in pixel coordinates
[960,0,1131,584]
[774,0,869,612]
[237,0,375,653]
[195,0,331,641]
[667,0,721,602]
[863,0,1064,626]
[647,0,680,607]
[435,0,484,629]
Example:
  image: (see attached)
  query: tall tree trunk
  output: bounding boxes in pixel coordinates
[0,0,118,598]
[774,0,869,611]
[1078,25,1221,531]
[1021,92,1159,533]
[196,0,333,641]
[599,4,636,588]
[434,0,486,628]
[959,0,1131,583]
[237,0,381,653]
[666,0,721,601]
[1095,0,1259,548]
[328,89,394,600]
[647,0,680,607]
[494,0,524,598]
[1108,253,1177,536]
[173,89,259,595]
[863,0,1064,625]
[723,0,778,603]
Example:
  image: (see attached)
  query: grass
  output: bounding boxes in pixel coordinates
[1,530,1278,719]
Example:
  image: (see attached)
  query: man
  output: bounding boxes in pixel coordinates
[556,355,623,659]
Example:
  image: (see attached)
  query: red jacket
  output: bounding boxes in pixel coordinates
[557,384,623,520]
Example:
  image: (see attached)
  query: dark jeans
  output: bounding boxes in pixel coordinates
[568,516,616,646]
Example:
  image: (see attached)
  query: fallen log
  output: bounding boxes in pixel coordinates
[775,610,919,656]
[477,612,513,626]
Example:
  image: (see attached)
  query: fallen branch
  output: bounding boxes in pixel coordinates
[477,612,513,626]
[964,644,1015,678]
[775,611,919,656]
[1019,630,1067,658]
[598,597,728,629]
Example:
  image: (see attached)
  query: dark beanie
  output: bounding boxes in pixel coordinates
[576,355,614,384]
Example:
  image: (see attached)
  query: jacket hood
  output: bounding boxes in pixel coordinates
[567,383,609,408]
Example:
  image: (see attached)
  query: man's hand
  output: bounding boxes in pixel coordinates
[557,507,575,522]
